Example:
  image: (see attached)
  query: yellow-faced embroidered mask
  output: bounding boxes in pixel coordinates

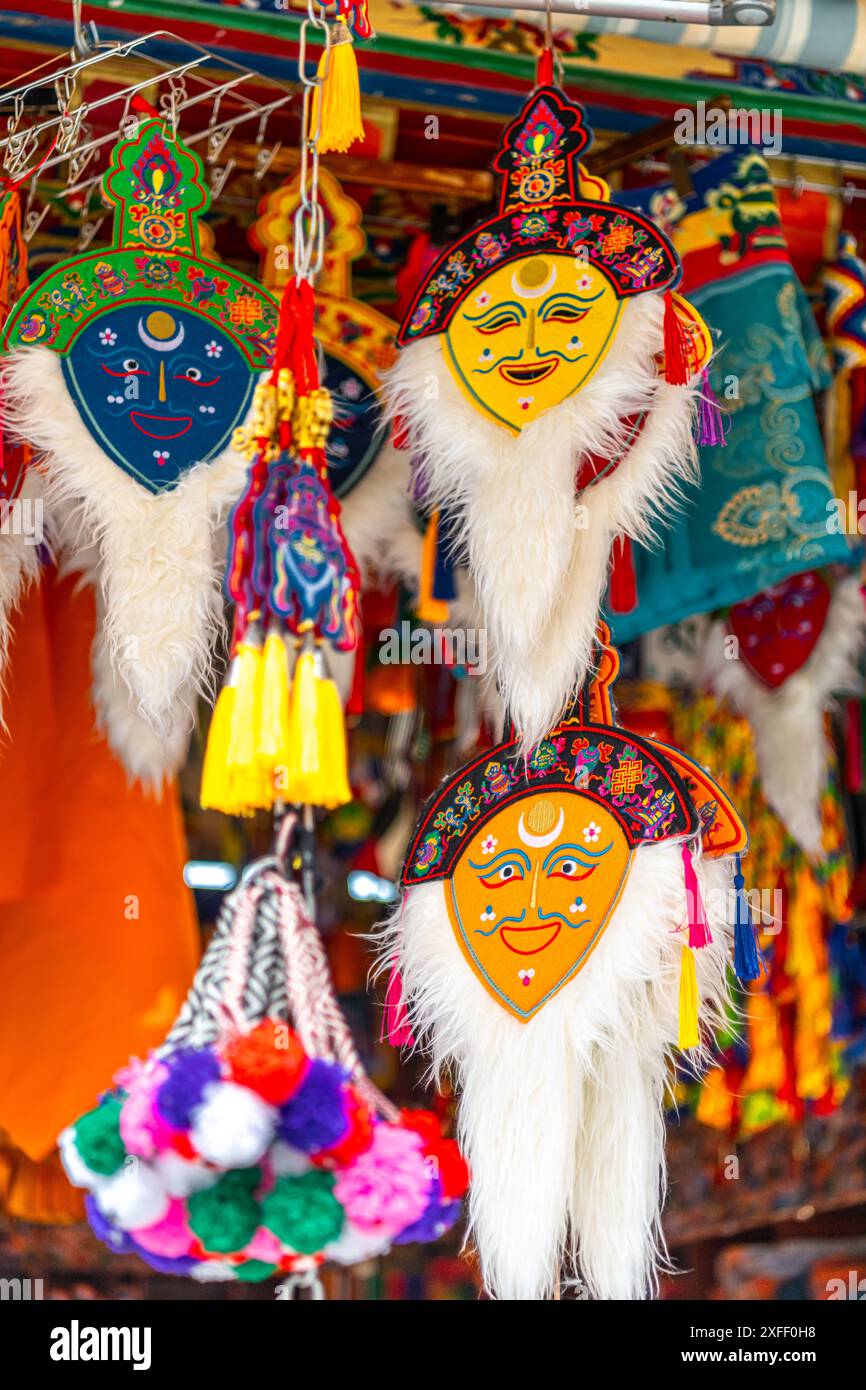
[397,86,691,431]
[443,254,622,433]
[446,791,630,1017]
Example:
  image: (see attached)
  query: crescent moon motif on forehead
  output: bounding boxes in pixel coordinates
[138,310,185,352]
[512,257,557,300]
[517,807,565,848]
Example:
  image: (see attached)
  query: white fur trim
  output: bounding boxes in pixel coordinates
[379,845,732,1300]
[0,466,43,724]
[702,574,866,858]
[385,295,698,748]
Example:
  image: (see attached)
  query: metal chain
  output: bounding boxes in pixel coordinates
[293,0,329,284]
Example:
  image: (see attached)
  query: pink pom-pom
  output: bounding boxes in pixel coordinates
[130,1199,194,1258]
[333,1124,430,1240]
[119,1060,179,1158]
[244,1226,285,1263]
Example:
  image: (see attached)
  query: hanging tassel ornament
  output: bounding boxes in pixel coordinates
[681,842,713,949]
[678,944,700,1051]
[312,19,365,155]
[608,535,637,615]
[697,368,728,447]
[201,275,360,816]
[663,290,694,386]
[733,853,764,983]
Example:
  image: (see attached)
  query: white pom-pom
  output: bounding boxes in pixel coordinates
[270,1141,313,1178]
[154,1149,218,1198]
[95,1159,169,1231]
[58,1127,104,1190]
[189,1082,275,1168]
[324,1222,392,1267]
[190,1261,237,1282]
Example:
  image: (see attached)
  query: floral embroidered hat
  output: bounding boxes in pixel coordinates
[397,84,682,347]
[4,120,277,364]
[2,120,279,494]
[401,632,747,888]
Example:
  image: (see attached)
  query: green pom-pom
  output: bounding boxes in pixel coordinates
[74,1096,126,1177]
[235,1260,278,1283]
[261,1171,344,1253]
[188,1168,262,1254]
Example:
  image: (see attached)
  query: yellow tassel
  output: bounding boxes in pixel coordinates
[417,509,449,623]
[285,646,319,805]
[318,663,352,809]
[284,643,352,809]
[226,641,264,771]
[258,630,292,770]
[678,945,700,1051]
[312,22,364,155]
[200,679,237,812]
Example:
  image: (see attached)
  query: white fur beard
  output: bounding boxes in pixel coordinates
[0,465,44,724]
[2,348,251,755]
[382,845,733,1300]
[702,574,866,858]
[385,295,698,749]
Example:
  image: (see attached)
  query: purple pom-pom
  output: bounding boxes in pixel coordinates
[392,1177,462,1245]
[155,1047,221,1129]
[276,1059,350,1153]
[126,1241,198,1276]
[85,1194,135,1255]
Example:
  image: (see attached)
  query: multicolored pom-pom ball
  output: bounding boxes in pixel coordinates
[60,1022,468,1281]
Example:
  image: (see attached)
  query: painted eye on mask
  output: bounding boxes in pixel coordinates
[477,861,525,888]
[102,358,148,377]
[546,858,595,881]
[474,312,523,335]
[175,368,219,386]
[538,301,589,326]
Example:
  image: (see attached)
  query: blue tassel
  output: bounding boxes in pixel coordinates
[733,854,764,982]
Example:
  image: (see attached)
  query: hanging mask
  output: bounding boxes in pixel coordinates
[380,629,754,1300]
[1,121,278,773]
[703,570,866,858]
[388,86,713,749]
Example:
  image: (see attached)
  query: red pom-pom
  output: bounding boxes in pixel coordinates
[222,1021,308,1105]
[432,1139,469,1199]
[401,1109,441,1143]
[169,1132,198,1161]
[311,1089,374,1170]
[401,1110,469,1197]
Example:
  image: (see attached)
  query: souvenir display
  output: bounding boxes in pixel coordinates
[5,3,866,1316]
[60,819,467,1283]
[388,82,714,749]
[1,121,278,778]
[379,628,755,1300]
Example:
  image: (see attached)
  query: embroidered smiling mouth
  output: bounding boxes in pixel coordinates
[128,412,194,440]
[499,922,561,955]
[498,360,558,385]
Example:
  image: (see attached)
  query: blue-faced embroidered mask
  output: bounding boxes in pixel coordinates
[61,305,255,493]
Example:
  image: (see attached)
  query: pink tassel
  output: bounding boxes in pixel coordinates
[381,960,415,1047]
[697,369,727,447]
[681,844,712,949]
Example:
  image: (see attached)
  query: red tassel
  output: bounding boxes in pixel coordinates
[381,960,415,1047]
[346,627,366,717]
[536,48,554,86]
[393,416,410,450]
[663,291,692,386]
[609,535,637,614]
[682,844,712,949]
